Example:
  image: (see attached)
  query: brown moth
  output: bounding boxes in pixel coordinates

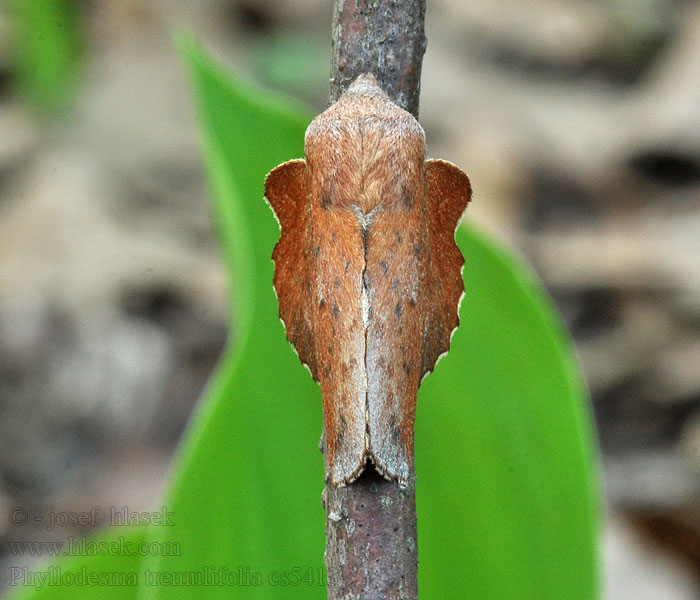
[265,74,471,486]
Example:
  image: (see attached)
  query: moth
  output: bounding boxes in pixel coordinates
[265,74,471,486]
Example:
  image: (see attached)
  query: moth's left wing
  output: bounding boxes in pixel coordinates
[365,159,470,482]
[421,159,471,377]
[364,202,426,482]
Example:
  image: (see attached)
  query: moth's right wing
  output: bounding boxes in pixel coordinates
[266,159,367,485]
[265,159,318,380]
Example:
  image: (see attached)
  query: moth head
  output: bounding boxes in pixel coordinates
[344,73,388,100]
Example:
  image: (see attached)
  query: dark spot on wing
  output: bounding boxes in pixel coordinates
[400,180,414,209]
[313,245,321,257]
[395,303,402,318]
[395,232,403,244]
[389,410,401,446]
[380,261,389,276]
[332,303,340,318]
[413,244,421,256]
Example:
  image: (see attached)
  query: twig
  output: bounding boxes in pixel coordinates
[329,0,427,118]
[323,2,426,598]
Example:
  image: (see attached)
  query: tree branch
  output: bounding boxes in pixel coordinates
[323,2,426,598]
[329,0,427,117]
[322,465,418,599]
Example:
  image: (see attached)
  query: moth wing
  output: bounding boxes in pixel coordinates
[267,158,367,485]
[422,158,471,377]
[365,159,470,482]
[308,202,368,485]
[365,206,426,482]
[265,159,317,379]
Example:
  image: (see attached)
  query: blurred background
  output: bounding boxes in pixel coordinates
[0,0,699,597]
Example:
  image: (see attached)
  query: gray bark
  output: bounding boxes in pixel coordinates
[329,0,427,118]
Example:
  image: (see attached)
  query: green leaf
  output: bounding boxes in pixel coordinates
[142,35,600,599]
[416,226,600,598]
[140,35,325,600]
[8,0,81,113]
[251,33,327,105]
[3,528,147,600]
